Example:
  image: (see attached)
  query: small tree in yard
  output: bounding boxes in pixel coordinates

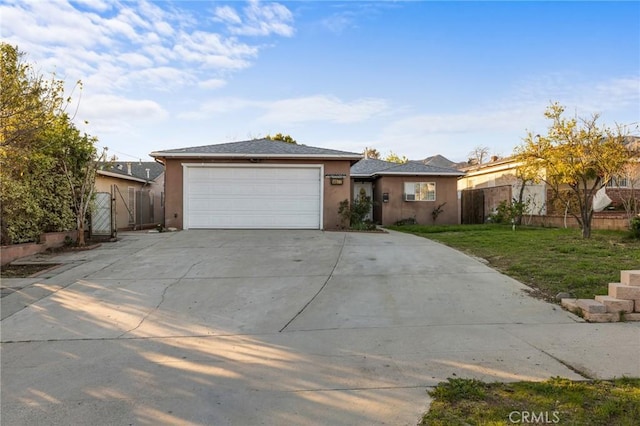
[56,119,108,247]
[515,102,634,238]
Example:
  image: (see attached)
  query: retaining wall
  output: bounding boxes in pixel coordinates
[1,231,78,266]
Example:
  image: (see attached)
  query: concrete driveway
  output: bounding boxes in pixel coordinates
[1,230,639,425]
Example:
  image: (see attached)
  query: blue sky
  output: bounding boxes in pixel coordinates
[2,0,639,162]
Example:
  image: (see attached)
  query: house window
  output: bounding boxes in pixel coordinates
[404,182,436,201]
[607,175,629,188]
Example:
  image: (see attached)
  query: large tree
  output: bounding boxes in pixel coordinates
[468,145,491,165]
[363,147,380,159]
[515,102,633,238]
[266,133,297,144]
[384,151,408,164]
[1,43,98,245]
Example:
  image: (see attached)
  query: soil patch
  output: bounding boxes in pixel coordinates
[47,242,102,253]
[1,263,62,278]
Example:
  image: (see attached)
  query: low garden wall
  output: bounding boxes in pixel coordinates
[525,213,631,231]
[1,230,78,266]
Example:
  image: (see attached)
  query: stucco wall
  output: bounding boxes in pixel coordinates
[95,174,164,230]
[373,176,460,225]
[161,158,352,230]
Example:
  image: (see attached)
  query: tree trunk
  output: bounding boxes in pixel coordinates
[581,208,593,239]
[77,216,86,246]
[516,181,527,226]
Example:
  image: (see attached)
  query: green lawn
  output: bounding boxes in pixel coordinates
[387,224,640,300]
[386,224,640,424]
[422,377,640,426]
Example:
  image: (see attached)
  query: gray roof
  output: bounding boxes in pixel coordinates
[352,159,465,177]
[351,158,397,176]
[382,161,465,176]
[150,138,362,159]
[98,161,164,181]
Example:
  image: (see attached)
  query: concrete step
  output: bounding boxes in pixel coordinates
[561,298,579,314]
[561,298,606,315]
[624,313,640,321]
[621,270,640,286]
[608,283,640,300]
[583,312,621,323]
[575,299,606,314]
[594,295,634,313]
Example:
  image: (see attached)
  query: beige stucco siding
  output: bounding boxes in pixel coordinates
[95,174,165,230]
[95,175,142,230]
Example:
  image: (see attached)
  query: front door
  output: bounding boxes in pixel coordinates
[353,181,373,221]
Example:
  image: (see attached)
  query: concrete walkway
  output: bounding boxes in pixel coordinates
[1,230,639,425]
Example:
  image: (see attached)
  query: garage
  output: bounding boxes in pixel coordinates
[184,164,322,229]
[150,138,361,230]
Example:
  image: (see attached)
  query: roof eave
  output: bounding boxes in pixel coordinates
[149,152,362,160]
[97,170,149,183]
[376,172,466,177]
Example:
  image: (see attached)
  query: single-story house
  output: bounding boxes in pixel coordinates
[95,161,165,230]
[150,139,362,230]
[351,159,465,225]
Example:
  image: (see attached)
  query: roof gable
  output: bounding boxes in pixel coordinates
[151,138,361,159]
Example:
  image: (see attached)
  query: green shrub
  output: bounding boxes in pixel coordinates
[630,216,640,239]
[338,188,374,230]
[487,199,527,225]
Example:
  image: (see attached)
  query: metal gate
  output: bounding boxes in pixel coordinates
[91,191,116,238]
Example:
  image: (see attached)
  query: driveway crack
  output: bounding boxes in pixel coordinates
[118,260,203,338]
[279,234,347,332]
[503,326,593,380]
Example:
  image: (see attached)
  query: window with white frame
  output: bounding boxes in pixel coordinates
[607,175,629,188]
[404,182,436,201]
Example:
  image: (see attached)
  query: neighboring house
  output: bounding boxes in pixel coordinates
[95,161,165,230]
[458,152,639,229]
[351,159,465,226]
[457,157,547,223]
[149,139,362,230]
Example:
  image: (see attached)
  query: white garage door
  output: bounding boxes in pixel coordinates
[184,165,322,229]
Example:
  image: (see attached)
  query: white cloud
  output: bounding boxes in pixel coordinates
[214,5,242,25]
[177,98,260,120]
[0,0,293,97]
[125,67,196,90]
[199,79,227,90]
[321,12,356,34]
[260,95,388,124]
[118,52,153,68]
[71,0,111,13]
[84,94,167,117]
[177,95,389,125]
[78,94,168,136]
[216,0,294,37]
